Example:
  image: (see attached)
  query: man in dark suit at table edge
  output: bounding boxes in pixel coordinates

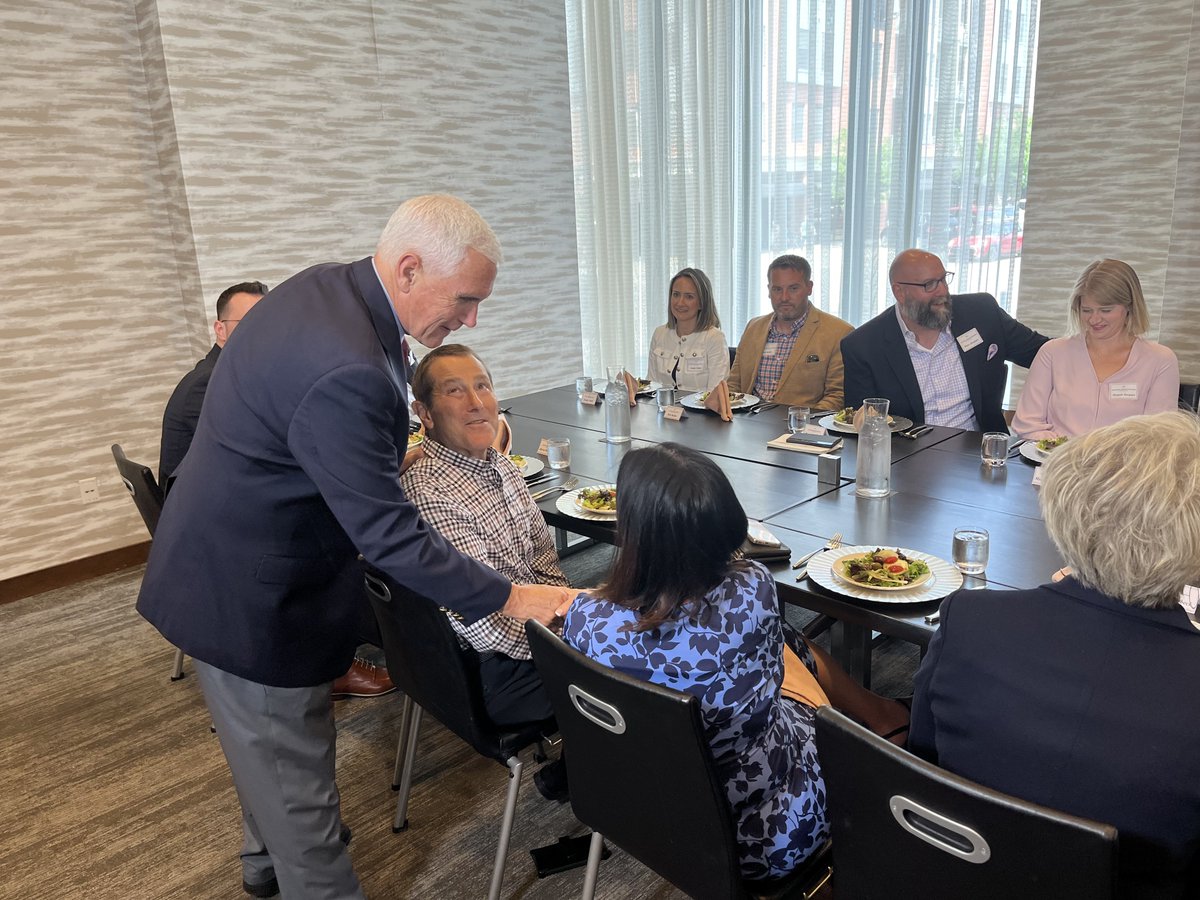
[157,279,395,703]
[840,248,1049,432]
[137,194,573,900]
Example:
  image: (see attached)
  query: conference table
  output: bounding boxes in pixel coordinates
[503,385,1066,687]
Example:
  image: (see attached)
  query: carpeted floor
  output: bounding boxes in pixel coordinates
[0,544,918,899]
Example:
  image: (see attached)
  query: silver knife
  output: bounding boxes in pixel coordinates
[524,472,556,487]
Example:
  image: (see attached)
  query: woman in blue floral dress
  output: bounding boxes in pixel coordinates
[563,443,907,879]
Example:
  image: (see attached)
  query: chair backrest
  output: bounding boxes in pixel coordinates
[525,621,745,900]
[728,345,737,368]
[363,567,508,761]
[814,706,1118,900]
[1180,382,1200,413]
[111,443,165,537]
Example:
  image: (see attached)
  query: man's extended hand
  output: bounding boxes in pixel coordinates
[502,583,575,624]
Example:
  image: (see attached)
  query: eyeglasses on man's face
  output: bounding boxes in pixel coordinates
[896,272,954,292]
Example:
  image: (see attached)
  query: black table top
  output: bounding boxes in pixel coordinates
[504,383,1065,653]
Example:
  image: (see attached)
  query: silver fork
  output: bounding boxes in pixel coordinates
[530,476,579,502]
[794,532,843,580]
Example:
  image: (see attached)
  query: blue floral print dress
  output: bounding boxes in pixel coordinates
[562,560,828,879]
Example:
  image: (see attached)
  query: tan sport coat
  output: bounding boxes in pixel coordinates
[728,307,853,410]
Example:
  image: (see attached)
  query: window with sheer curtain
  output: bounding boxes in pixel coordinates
[566,0,1040,379]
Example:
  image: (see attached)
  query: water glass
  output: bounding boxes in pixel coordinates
[952,527,989,575]
[575,376,593,397]
[788,406,811,434]
[656,387,677,409]
[547,439,571,470]
[981,432,1008,467]
[605,364,625,387]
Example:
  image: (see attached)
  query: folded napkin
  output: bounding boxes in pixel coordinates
[491,413,513,454]
[704,379,734,422]
[622,370,638,407]
[767,433,843,454]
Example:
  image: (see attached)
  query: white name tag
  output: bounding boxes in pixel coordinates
[762,343,779,358]
[1109,383,1138,400]
[685,357,705,374]
[537,438,550,456]
[1031,466,1043,486]
[663,405,686,421]
[956,328,983,352]
[579,390,600,405]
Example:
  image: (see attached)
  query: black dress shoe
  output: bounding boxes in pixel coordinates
[533,758,570,804]
[243,876,279,898]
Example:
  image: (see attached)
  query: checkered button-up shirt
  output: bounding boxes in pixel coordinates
[895,306,978,429]
[753,312,808,400]
[401,439,569,659]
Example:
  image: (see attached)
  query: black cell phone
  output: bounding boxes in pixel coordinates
[530,834,610,877]
[785,432,842,449]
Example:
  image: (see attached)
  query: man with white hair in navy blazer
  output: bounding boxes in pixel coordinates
[138,195,572,899]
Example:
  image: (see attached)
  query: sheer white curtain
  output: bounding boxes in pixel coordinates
[568,0,1040,374]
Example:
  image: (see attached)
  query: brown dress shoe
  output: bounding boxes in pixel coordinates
[331,658,396,699]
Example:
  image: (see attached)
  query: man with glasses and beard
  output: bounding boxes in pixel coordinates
[840,248,1048,432]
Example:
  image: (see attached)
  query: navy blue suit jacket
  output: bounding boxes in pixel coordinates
[911,579,1200,898]
[840,293,1047,432]
[137,257,510,687]
[158,343,220,484]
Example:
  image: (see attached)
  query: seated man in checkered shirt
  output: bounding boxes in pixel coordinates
[401,344,569,729]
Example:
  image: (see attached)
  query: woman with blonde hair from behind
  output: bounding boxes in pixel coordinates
[910,411,1200,898]
[1012,258,1179,440]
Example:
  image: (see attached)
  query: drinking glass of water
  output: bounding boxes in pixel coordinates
[547,439,571,470]
[788,406,811,434]
[981,432,1008,467]
[952,527,989,575]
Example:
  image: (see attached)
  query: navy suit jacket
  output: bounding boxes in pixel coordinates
[137,257,510,687]
[911,579,1200,898]
[158,343,220,484]
[840,293,1047,432]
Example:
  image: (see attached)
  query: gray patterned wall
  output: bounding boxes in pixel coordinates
[0,0,580,582]
[1021,0,1200,384]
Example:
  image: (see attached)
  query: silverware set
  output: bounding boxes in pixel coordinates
[793,532,843,580]
[530,477,579,502]
[1006,439,1028,458]
[747,402,779,416]
[524,472,557,488]
[896,424,933,440]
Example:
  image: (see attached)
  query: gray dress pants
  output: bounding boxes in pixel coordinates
[195,660,365,899]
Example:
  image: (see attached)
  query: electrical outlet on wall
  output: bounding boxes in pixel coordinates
[79,478,100,503]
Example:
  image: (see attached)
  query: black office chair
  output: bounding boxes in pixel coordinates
[525,620,832,900]
[111,443,185,681]
[813,706,1118,899]
[1179,382,1199,413]
[728,345,737,368]
[363,569,557,900]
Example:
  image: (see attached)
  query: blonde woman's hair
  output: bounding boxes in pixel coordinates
[1039,411,1200,608]
[1067,258,1149,336]
[376,194,502,276]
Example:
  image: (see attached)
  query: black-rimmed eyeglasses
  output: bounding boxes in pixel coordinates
[896,272,954,292]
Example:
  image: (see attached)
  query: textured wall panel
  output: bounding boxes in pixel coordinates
[0,0,580,581]
[1021,0,1197,384]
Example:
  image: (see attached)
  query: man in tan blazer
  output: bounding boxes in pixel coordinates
[728,255,853,410]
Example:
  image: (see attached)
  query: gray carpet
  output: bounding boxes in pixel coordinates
[0,544,917,899]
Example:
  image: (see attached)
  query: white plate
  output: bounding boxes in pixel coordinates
[830,551,934,592]
[557,487,618,522]
[406,432,425,450]
[820,414,914,435]
[596,380,661,398]
[679,392,760,411]
[1018,442,1047,465]
[509,455,544,477]
[807,545,962,605]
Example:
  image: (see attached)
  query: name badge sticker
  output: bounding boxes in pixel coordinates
[1109,383,1138,400]
[762,343,779,358]
[956,328,983,352]
[685,357,705,374]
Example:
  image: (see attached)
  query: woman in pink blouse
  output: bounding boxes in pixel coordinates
[1012,259,1179,441]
